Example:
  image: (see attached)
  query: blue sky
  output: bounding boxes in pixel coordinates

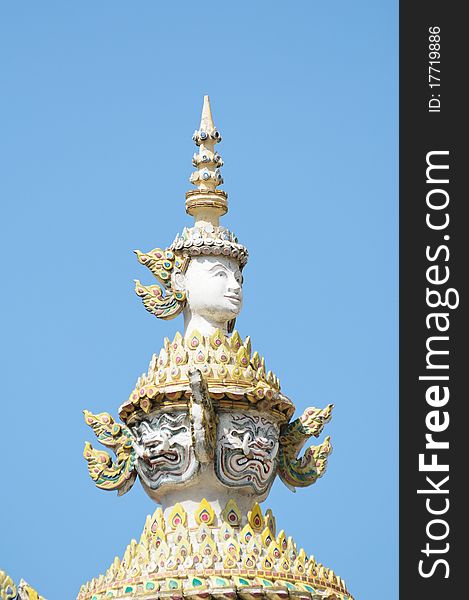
[0,2,397,599]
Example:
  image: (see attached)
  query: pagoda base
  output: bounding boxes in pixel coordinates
[77,501,353,600]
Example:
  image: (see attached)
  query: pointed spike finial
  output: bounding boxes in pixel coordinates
[186,95,228,226]
[200,95,216,134]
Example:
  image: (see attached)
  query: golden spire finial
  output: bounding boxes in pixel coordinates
[186,95,227,226]
[199,94,216,135]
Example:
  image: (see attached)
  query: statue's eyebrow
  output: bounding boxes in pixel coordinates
[207,263,241,277]
[207,263,228,272]
[158,413,185,426]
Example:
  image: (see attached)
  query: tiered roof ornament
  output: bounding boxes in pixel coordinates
[0,571,44,600]
[78,96,353,600]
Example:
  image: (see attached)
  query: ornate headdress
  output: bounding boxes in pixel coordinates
[134,96,248,321]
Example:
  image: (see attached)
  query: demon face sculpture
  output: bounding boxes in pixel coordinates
[215,411,280,497]
[131,411,198,492]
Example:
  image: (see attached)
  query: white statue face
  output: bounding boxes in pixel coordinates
[176,256,243,326]
[215,412,280,496]
[131,411,198,491]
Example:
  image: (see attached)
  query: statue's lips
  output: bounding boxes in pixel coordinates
[224,294,241,304]
[232,444,275,460]
[249,448,273,459]
[235,453,275,473]
[143,450,179,465]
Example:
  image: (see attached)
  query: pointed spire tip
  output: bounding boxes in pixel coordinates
[200,95,215,132]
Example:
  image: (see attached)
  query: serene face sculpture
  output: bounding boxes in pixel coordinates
[173,255,243,335]
[215,412,280,496]
[131,411,198,491]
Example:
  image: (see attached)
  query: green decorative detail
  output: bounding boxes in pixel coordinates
[238,578,249,586]
[168,580,179,590]
[145,582,156,590]
[83,411,137,496]
[124,586,133,593]
[192,578,203,587]
[134,248,188,321]
[278,405,334,490]
[215,578,228,587]
[261,579,273,587]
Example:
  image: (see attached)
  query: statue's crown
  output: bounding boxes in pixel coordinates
[183,95,248,265]
[119,329,294,425]
[134,95,247,322]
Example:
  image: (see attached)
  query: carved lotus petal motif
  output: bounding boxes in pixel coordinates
[230,331,242,351]
[189,330,203,349]
[261,526,275,547]
[209,328,225,349]
[221,499,242,527]
[248,502,264,532]
[195,498,215,526]
[277,530,287,551]
[264,508,276,535]
[216,342,230,363]
[218,522,235,542]
[196,523,212,543]
[240,524,254,544]
[169,503,187,529]
[236,346,250,368]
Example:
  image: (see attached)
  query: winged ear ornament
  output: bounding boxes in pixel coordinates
[134,248,189,321]
[277,404,334,492]
[83,410,137,496]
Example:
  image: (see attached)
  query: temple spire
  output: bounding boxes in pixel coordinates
[199,94,216,134]
[186,95,228,227]
[78,98,352,600]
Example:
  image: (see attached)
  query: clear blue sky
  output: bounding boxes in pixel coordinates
[0,2,397,599]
